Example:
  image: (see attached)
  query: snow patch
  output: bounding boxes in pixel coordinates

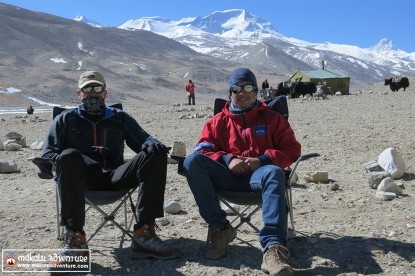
[0,87,22,94]
[50,58,66,63]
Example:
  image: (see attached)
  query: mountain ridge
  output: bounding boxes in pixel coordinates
[118,9,415,88]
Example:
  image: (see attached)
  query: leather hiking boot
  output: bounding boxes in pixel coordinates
[130,223,180,260]
[205,224,237,259]
[261,244,293,276]
[48,230,89,272]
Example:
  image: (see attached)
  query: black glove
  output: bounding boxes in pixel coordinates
[141,139,170,154]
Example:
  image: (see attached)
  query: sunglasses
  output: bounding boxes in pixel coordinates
[80,85,105,93]
[231,84,255,93]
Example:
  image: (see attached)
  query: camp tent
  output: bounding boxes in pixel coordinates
[289,69,350,95]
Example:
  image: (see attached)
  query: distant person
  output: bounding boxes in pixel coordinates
[185,79,196,105]
[183,68,301,275]
[42,71,180,270]
[262,79,270,90]
[27,105,34,115]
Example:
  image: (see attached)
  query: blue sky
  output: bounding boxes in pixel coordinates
[2,0,414,52]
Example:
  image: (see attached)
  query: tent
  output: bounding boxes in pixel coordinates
[289,69,350,95]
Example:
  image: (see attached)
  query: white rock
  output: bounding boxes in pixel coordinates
[377,177,403,195]
[220,202,241,215]
[378,147,405,179]
[30,141,44,150]
[388,231,398,237]
[375,191,397,200]
[163,200,182,214]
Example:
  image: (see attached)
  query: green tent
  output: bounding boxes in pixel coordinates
[289,69,350,95]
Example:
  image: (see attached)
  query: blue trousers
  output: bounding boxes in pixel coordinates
[183,151,288,250]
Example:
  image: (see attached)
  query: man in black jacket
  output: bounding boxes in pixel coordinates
[42,71,180,267]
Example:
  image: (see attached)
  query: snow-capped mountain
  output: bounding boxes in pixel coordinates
[74,14,102,28]
[118,9,415,87]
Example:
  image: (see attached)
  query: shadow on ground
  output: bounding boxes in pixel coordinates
[289,232,415,275]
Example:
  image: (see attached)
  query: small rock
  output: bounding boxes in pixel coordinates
[220,202,241,215]
[330,183,340,191]
[4,142,22,151]
[163,200,182,214]
[304,171,329,182]
[377,177,403,195]
[0,161,18,173]
[157,217,170,226]
[375,191,396,201]
[6,131,23,140]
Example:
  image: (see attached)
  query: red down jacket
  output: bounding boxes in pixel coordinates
[196,101,301,169]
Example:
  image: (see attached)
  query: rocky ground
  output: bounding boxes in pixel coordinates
[1,78,415,275]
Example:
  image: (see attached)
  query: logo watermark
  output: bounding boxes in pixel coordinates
[2,249,91,273]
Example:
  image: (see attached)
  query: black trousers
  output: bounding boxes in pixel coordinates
[55,148,167,231]
[188,94,195,105]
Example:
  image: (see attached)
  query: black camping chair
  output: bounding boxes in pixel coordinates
[172,96,318,233]
[32,103,138,246]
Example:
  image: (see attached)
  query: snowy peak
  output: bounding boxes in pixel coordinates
[190,9,280,38]
[370,38,397,52]
[118,9,281,39]
[119,16,172,32]
[73,14,102,28]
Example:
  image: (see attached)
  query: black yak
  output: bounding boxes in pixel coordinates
[290,80,317,98]
[27,105,34,115]
[384,77,410,92]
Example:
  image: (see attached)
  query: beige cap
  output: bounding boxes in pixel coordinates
[78,71,106,89]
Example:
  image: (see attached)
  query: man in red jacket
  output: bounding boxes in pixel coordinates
[183,68,301,275]
[185,79,195,105]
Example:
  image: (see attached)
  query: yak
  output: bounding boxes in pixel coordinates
[384,77,410,92]
[276,82,291,96]
[290,81,317,98]
[27,105,34,115]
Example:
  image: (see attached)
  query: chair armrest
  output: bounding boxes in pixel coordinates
[288,152,320,181]
[299,152,320,162]
[32,157,54,179]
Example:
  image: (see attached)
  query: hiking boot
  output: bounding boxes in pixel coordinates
[261,244,293,276]
[205,224,237,259]
[130,223,180,260]
[48,230,89,272]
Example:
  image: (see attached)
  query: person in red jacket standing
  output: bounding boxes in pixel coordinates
[185,79,195,105]
[183,68,301,275]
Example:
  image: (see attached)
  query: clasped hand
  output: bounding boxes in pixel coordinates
[228,157,260,176]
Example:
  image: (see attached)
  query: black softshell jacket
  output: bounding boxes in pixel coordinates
[42,107,150,170]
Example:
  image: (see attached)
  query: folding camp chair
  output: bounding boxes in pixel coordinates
[173,96,319,234]
[32,104,137,245]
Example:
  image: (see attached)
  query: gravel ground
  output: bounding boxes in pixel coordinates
[1,78,415,275]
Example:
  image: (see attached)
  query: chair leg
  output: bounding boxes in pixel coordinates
[219,197,261,233]
[55,187,64,240]
[232,205,261,232]
[54,186,139,245]
[85,196,135,243]
[285,187,295,231]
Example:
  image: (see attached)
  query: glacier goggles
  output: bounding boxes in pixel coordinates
[80,85,105,94]
[231,84,255,94]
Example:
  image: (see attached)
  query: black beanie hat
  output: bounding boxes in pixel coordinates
[228,68,258,95]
